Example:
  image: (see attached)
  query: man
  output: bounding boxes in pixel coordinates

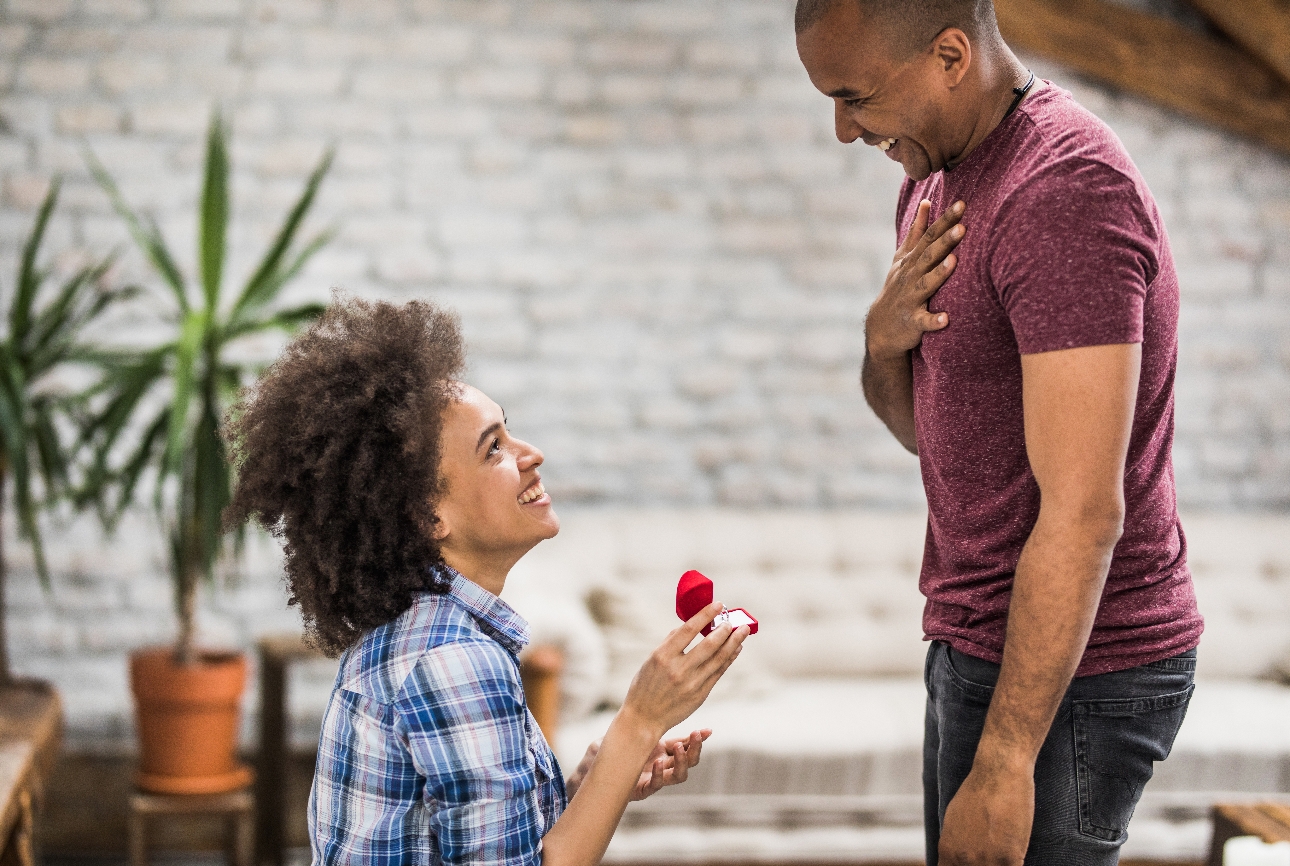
[794,2,1203,864]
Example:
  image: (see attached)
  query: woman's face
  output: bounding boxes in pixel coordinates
[433,384,560,575]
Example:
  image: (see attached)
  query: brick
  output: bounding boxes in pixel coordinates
[250,0,328,23]
[55,103,123,134]
[44,25,124,52]
[390,25,476,64]
[129,100,210,136]
[4,172,54,208]
[585,37,678,70]
[7,0,74,22]
[352,67,446,102]
[686,40,763,72]
[454,67,545,102]
[250,63,347,97]
[668,74,746,107]
[600,74,666,107]
[0,24,30,52]
[0,139,28,171]
[98,56,170,94]
[564,114,626,145]
[486,32,575,66]
[18,58,91,94]
[335,0,405,25]
[82,0,150,18]
[121,24,234,58]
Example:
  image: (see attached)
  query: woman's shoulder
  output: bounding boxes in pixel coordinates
[337,592,513,704]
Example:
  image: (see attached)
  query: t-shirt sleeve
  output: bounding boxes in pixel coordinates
[989,158,1159,355]
[396,639,544,866]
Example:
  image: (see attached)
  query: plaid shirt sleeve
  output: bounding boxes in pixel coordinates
[395,636,552,866]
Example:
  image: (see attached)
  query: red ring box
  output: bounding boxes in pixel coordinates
[676,570,759,636]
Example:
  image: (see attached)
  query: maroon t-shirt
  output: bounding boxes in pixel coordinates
[897,84,1202,676]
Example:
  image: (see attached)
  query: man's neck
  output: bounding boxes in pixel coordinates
[946,45,1032,170]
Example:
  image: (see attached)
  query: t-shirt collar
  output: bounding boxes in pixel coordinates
[434,563,531,656]
[945,80,1049,176]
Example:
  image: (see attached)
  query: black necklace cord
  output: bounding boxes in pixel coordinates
[944,70,1036,173]
[1005,70,1037,119]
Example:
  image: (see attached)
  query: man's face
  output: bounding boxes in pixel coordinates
[797,3,953,182]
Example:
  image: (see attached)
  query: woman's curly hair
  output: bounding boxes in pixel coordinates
[224,297,465,656]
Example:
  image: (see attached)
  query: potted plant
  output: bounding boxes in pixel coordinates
[0,177,131,797]
[84,111,333,794]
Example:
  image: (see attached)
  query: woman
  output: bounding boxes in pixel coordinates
[226,298,748,866]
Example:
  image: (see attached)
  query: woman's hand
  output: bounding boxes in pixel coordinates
[566,730,712,801]
[631,729,710,800]
[540,603,745,866]
[620,601,749,740]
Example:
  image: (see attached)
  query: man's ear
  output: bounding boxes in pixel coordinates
[931,27,972,88]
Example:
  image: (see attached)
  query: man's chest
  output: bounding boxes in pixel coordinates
[898,184,1021,378]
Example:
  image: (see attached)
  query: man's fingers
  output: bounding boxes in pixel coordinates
[898,199,932,254]
[912,251,958,301]
[910,201,965,258]
[912,308,950,333]
[918,223,965,274]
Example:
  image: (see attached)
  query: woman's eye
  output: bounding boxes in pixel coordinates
[488,438,501,456]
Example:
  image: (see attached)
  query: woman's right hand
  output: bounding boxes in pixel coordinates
[619,601,749,739]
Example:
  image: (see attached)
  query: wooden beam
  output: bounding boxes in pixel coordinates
[1185,0,1290,87]
[994,0,1290,156]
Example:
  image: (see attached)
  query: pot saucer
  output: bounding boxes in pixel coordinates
[135,763,254,795]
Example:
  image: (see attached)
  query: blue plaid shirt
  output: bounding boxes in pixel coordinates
[309,566,567,866]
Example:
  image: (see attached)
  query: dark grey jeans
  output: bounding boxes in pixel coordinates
[923,641,1196,866]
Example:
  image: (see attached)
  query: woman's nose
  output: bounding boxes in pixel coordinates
[516,440,544,470]
[834,100,864,144]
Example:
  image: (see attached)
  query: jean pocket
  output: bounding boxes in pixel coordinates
[1073,685,1194,841]
[943,647,998,703]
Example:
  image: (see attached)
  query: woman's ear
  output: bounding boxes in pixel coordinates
[429,512,450,542]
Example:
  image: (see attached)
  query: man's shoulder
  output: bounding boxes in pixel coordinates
[1012,85,1144,190]
[337,593,496,703]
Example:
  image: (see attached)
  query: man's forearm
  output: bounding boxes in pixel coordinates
[861,348,918,454]
[974,508,1122,772]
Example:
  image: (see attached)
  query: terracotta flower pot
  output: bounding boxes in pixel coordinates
[129,647,254,794]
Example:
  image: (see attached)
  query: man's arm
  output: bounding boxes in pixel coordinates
[937,342,1142,866]
[863,199,965,454]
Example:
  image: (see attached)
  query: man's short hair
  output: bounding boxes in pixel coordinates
[794,0,997,55]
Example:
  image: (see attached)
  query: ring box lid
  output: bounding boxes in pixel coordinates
[676,570,714,621]
[676,570,758,635]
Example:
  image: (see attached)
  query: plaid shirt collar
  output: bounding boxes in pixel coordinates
[433,563,531,657]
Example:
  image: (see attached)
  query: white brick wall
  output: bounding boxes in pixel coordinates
[0,0,1288,747]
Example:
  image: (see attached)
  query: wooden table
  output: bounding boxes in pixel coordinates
[1208,802,1290,866]
[0,682,62,866]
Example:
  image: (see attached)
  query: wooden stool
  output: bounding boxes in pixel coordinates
[128,789,254,866]
[1208,802,1290,866]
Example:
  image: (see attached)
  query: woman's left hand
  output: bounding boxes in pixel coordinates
[567,729,712,801]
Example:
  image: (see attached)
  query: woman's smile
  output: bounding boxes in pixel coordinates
[518,478,548,506]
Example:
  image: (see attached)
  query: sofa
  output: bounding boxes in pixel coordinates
[490,508,1290,864]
